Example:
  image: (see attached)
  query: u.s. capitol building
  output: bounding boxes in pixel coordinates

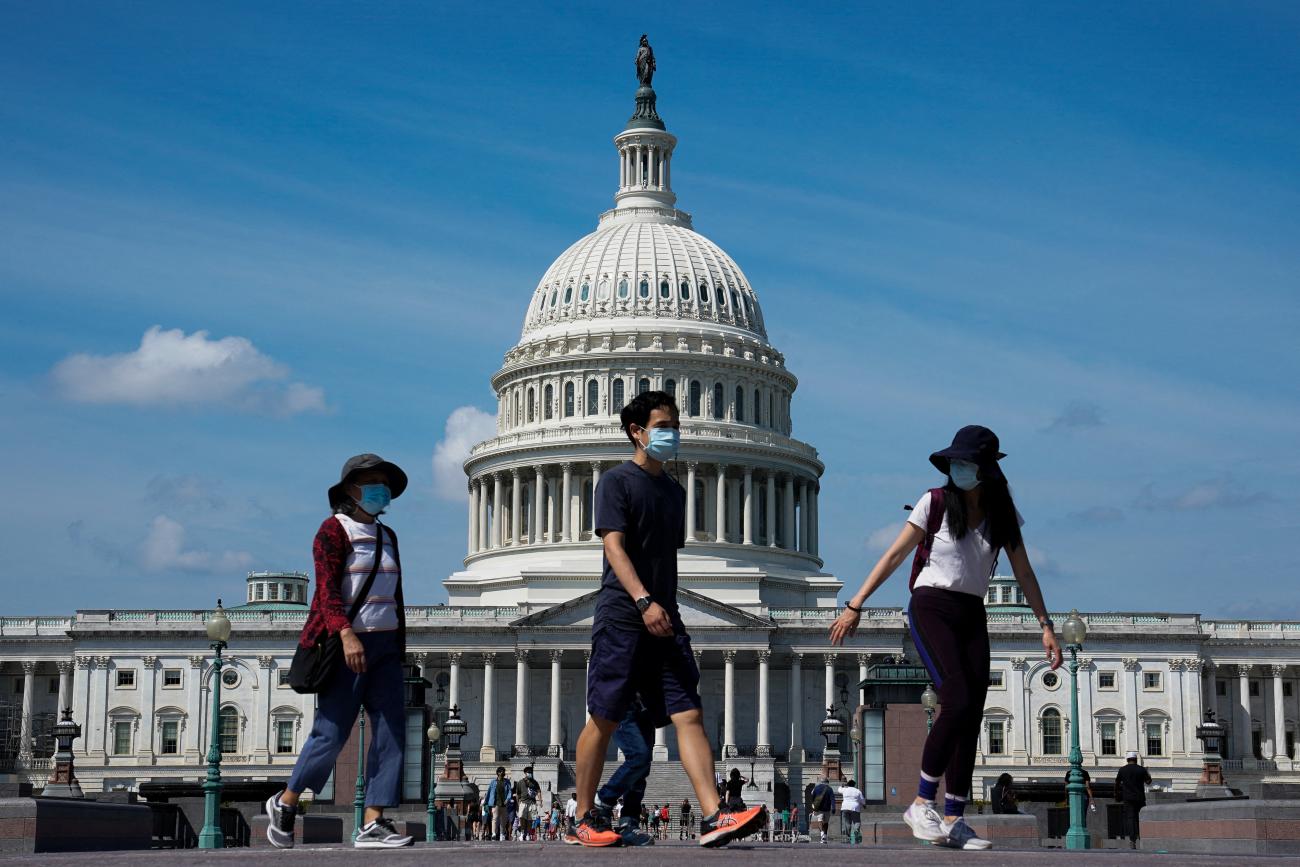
[2,56,1297,808]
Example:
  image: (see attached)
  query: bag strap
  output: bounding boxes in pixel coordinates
[344,521,387,625]
[908,488,946,592]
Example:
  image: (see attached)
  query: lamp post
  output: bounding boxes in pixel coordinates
[819,706,846,781]
[426,720,442,841]
[198,600,232,849]
[921,684,938,733]
[1063,609,1090,850]
[353,712,367,840]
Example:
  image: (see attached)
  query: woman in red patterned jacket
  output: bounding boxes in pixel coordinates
[264,454,414,850]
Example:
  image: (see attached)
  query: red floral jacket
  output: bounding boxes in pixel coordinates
[298,516,406,652]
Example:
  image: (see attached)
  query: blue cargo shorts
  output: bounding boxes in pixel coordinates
[586,624,702,727]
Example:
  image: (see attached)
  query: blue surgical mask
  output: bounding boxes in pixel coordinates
[641,427,680,462]
[357,483,391,515]
[949,460,981,491]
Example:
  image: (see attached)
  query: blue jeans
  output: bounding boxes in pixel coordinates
[287,630,405,808]
[597,705,655,819]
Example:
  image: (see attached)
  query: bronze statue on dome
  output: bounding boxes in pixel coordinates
[636,35,655,88]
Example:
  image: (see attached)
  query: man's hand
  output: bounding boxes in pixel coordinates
[829,607,861,645]
[642,602,672,637]
[341,628,366,673]
[1043,627,1062,671]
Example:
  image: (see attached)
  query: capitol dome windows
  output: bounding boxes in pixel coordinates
[700,281,711,305]
[753,388,762,426]
[688,380,701,416]
[659,278,671,300]
[665,378,676,400]
[680,280,691,302]
[586,380,599,416]
[612,378,625,411]
[618,277,630,299]
[580,281,590,302]
[735,386,745,423]
[563,382,575,417]
[639,276,650,299]
[545,384,555,420]
[712,383,724,420]
[638,377,650,394]
[549,287,558,308]
[598,277,612,301]
[527,388,535,423]
[563,284,573,304]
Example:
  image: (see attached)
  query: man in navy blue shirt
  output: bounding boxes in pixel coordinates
[566,390,766,848]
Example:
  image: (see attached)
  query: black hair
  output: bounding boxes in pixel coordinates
[943,469,1023,554]
[996,772,1014,786]
[729,768,741,779]
[619,389,678,446]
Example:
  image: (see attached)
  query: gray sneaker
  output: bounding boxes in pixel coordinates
[354,817,414,848]
[942,818,992,850]
[264,792,295,849]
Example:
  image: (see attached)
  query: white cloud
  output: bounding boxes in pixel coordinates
[431,406,497,500]
[51,326,327,415]
[140,515,252,574]
[1135,475,1268,512]
[865,522,905,552]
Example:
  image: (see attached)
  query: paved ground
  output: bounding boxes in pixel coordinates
[3,842,1298,866]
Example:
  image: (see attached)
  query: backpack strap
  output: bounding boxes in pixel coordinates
[345,521,387,625]
[908,488,946,592]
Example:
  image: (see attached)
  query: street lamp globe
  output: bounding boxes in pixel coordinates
[921,684,938,713]
[1062,609,1086,648]
[427,722,442,744]
[206,599,232,644]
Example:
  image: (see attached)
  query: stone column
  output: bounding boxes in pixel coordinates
[858,653,870,706]
[17,662,35,764]
[1272,664,1288,761]
[137,656,158,762]
[56,661,72,715]
[480,653,497,762]
[653,725,668,762]
[549,651,563,756]
[766,473,778,547]
[789,653,804,762]
[547,476,557,543]
[756,650,771,756]
[71,658,90,756]
[1122,658,1140,753]
[742,468,755,545]
[823,653,836,711]
[448,652,462,708]
[511,469,523,545]
[1185,659,1206,756]
[532,466,545,544]
[722,650,736,757]
[1168,659,1186,755]
[715,464,728,543]
[685,462,698,542]
[1010,657,1029,760]
[491,473,504,549]
[810,483,820,557]
[784,475,796,550]
[253,655,273,761]
[1237,664,1254,760]
[477,478,490,552]
[591,461,602,504]
[185,655,204,758]
[514,651,530,755]
[799,480,810,553]
[560,463,573,543]
[468,480,478,555]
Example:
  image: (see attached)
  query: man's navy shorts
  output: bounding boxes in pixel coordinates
[587,624,701,726]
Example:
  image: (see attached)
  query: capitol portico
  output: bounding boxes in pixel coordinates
[2,49,1299,811]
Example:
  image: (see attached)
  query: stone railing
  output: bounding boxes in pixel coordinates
[769,607,898,623]
[470,423,819,463]
[1203,621,1300,635]
[0,617,74,636]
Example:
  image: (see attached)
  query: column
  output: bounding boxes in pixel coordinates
[71,659,90,755]
[810,483,820,557]
[1272,664,1288,761]
[477,478,489,552]
[56,661,71,714]
[17,662,35,764]
[1010,657,1029,760]
[722,650,736,757]
[447,652,461,708]
[823,653,836,711]
[715,465,728,543]
[467,480,478,555]
[510,469,523,546]
[560,463,573,543]
[784,475,796,550]
[1237,664,1253,759]
[766,473,778,547]
[1120,658,1139,753]
[1168,659,1186,755]
[590,461,602,512]
[685,462,698,542]
[789,653,804,762]
[756,650,771,756]
[514,651,530,755]
[799,480,811,553]
[532,466,545,544]
[547,475,557,543]
[137,656,158,761]
[858,654,870,706]
[253,655,272,760]
[653,725,668,762]
[742,468,755,545]
[1185,659,1205,756]
[185,655,204,758]
[480,653,497,762]
[549,651,563,756]
[491,474,503,549]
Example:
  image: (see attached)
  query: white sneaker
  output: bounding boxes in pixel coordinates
[902,801,947,843]
[354,817,414,848]
[942,818,992,850]
[263,792,295,849]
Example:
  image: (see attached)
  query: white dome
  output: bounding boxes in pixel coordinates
[521,213,767,343]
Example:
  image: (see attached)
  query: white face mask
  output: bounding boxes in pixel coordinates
[949,459,981,490]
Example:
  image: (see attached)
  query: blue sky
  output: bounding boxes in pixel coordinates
[2,2,1297,617]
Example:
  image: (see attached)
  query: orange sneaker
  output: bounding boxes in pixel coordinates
[566,809,621,847]
[700,804,767,848]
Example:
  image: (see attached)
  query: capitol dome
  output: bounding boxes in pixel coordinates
[446,61,839,613]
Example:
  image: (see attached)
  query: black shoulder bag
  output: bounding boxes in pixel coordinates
[288,522,386,694]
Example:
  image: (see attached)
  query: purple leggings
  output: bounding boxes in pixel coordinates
[908,586,990,800]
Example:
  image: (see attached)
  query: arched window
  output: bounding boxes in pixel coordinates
[665,378,676,399]
[544,384,554,420]
[563,382,574,417]
[719,288,728,308]
[527,388,535,423]
[549,288,558,308]
[219,706,240,755]
[712,383,724,420]
[639,276,650,298]
[769,394,775,428]
[514,392,521,428]
[612,378,625,411]
[689,381,702,417]
[597,277,611,301]
[753,388,761,426]
[580,281,590,302]
[735,386,745,423]
[694,480,707,532]
[680,280,692,302]
[638,377,650,394]
[731,291,740,311]
[700,281,711,304]
[659,278,671,300]
[744,297,754,319]
[1042,708,1062,755]
[563,284,573,304]
[618,278,630,299]
[586,380,599,416]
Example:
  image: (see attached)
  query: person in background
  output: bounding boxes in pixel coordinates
[990,773,1019,814]
[724,769,748,811]
[513,765,540,840]
[838,778,865,844]
[1115,751,1152,849]
[680,799,693,840]
[565,792,579,834]
[581,701,657,846]
[485,766,511,841]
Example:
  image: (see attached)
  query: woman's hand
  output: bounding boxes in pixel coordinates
[1042,627,1062,671]
[829,607,861,645]
[341,628,366,673]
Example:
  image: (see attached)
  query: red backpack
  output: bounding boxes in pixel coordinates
[908,488,946,592]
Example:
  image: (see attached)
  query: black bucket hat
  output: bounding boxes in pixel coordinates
[327,453,409,510]
[929,425,1006,477]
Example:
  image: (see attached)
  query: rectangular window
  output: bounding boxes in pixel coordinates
[116,670,135,688]
[1098,672,1116,690]
[276,720,295,754]
[1043,714,1062,755]
[1216,679,1227,696]
[113,721,132,755]
[219,713,239,755]
[1146,722,1163,757]
[987,721,1005,755]
[48,678,59,694]
[1249,680,1260,697]
[1252,730,1263,760]
[988,671,1005,689]
[1100,722,1118,757]
[1143,672,1162,690]
[1285,682,1293,698]
[160,721,179,755]
[1287,731,1295,760]
[255,584,264,601]
[278,670,291,687]
[268,583,279,601]
[163,669,182,687]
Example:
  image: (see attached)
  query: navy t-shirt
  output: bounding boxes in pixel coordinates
[593,460,686,630]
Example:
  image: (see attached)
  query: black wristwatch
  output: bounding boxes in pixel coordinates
[635,595,653,613]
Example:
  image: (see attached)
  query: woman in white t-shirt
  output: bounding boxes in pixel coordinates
[829,426,1062,852]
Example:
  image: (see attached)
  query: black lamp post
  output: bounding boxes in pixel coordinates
[1063,609,1090,850]
[41,707,83,798]
[819,706,846,781]
[198,600,232,850]
[426,719,442,840]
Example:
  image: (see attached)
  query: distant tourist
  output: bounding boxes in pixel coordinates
[514,765,541,840]
[265,454,413,849]
[1064,767,1097,820]
[990,773,1020,814]
[724,769,748,810]
[809,775,835,844]
[830,426,1062,852]
[484,766,511,841]
[839,778,865,844]
[680,799,693,839]
[1115,751,1152,849]
[565,792,578,833]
